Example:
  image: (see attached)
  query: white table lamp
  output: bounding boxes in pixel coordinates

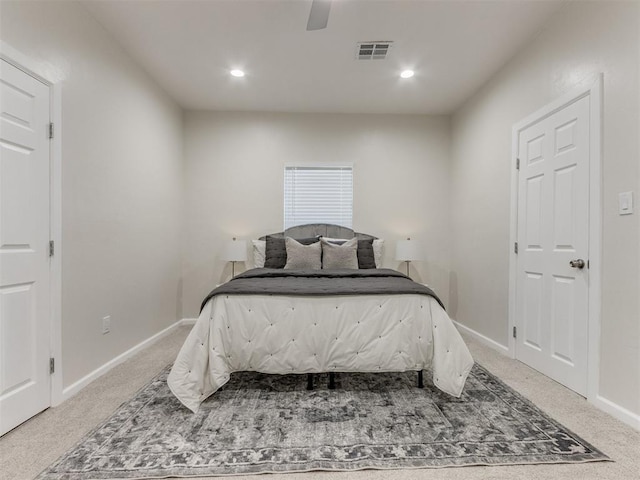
[223,237,247,278]
[395,238,425,277]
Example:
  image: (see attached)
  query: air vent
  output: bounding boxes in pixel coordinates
[356,41,393,60]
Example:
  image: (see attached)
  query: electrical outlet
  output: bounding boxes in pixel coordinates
[102,316,111,335]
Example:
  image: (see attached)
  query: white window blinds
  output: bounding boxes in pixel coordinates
[284,166,353,230]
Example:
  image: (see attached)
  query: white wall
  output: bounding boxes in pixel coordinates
[450,2,639,415]
[182,111,451,317]
[0,1,184,388]
[2,0,637,425]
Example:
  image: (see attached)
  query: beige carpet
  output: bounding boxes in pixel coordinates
[1,325,638,480]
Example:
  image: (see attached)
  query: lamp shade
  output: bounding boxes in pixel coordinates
[223,239,247,262]
[395,239,425,262]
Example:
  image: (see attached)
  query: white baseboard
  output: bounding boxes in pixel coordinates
[59,315,640,432]
[451,322,640,431]
[61,319,191,402]
[592,395,640,431]
[452,319,510,356]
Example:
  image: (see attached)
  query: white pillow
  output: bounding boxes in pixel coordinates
[321,237,358,269]
[373,239,384,267]
[321,237,348,243]
[252,239,266,268]
[284,237,322,270]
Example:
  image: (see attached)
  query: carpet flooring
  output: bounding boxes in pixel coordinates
[36,363,609,479]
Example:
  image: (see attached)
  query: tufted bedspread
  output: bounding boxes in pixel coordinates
[168,270,474,413]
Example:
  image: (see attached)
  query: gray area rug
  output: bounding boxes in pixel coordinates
[38,364,610,479]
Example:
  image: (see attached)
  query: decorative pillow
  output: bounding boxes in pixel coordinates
[284,237,322,270]
[373,239,384,267]
[322,237,377,269]
[321,237,359,269]
[356,238,376,269]
[264,235,318,268]
[252,239,266,268]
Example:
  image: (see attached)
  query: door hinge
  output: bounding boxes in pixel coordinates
[48,122,54,139]
[514,242,518,254]
[49,240,54,257]
[50,357,55,374]
[513,326,517,339]
[516,158,520,170]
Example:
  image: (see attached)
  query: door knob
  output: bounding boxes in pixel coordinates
[569,259,585,269]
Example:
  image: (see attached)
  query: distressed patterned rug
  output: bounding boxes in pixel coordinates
[38,364,609,479]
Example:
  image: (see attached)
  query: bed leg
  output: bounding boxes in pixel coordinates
[328,372,336,390]
[417,370,424,389]
[306,373,314,390]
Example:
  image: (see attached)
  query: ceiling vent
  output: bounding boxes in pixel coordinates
[356,41,393,60]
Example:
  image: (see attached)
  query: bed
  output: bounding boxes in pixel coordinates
[168,224,473,413]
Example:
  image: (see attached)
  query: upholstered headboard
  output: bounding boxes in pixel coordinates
[259,223,377,241]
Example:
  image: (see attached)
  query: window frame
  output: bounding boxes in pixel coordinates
[283,165,354,230]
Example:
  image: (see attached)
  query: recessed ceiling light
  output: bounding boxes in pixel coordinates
[400,70,414,79]
[230,69,245,78]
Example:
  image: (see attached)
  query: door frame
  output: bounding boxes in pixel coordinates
[0,41,64,407]
[508,75,602,401]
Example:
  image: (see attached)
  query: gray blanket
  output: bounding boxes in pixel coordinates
[201,268,444,312]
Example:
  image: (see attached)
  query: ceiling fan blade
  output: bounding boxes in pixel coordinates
[306,0,332,31]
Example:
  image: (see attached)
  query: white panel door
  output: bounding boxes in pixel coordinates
[516,95,589,396]
[0,60,51,435]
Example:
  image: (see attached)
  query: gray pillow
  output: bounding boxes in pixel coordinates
[321,237,377,269]
[321,238,359,269]
[284,237,322,270]
[264,235,318,268]
[356,238,376,269]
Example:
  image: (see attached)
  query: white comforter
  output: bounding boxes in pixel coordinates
[168,293,474,413]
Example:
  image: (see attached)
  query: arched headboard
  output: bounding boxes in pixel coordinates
[259,223,377,240]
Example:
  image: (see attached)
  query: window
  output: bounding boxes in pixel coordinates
[284,166,353,230]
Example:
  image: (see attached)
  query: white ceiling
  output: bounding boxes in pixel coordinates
[83,0,565,114]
